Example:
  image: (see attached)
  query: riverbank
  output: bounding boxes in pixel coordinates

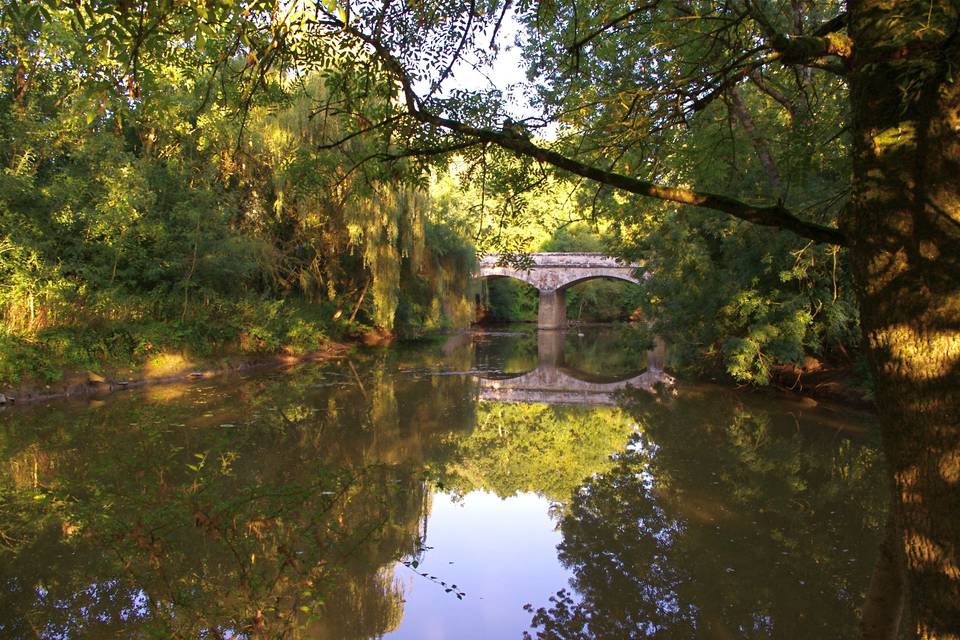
[2,320,874,413]
[0,296,402,406]
[0,340,359,406]
[768,360,875,411]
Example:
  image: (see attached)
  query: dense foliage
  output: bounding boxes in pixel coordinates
[0,1,861,387]
[600,47,860,384]
[0,4,476,384]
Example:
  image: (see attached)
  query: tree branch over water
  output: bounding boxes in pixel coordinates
[329,11,848,246]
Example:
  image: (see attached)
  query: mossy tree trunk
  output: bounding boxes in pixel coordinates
[845,1,960,636]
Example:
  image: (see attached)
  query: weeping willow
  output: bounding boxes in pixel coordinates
[225,74,474,333]
[0,50,474,366]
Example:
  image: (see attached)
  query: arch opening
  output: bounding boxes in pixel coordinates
[558,277,645,324]
[476,275,540,324]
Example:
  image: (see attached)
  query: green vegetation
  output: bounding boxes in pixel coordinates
[0,9,476,385]
[0,2,856,385]
[601,55,859,384]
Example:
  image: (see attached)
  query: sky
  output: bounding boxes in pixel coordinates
[419,12,542,124]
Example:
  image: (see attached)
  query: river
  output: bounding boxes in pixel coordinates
[0,326,885,639]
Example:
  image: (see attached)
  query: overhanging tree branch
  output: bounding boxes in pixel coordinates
[744,2,851,68]
[327,11,848,247]
[565,2,659,54]
[771,31,852,65]
[411,112,848,246]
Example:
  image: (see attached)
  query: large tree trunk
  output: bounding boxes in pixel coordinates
[846,1,960,636]
[860,508,907,639]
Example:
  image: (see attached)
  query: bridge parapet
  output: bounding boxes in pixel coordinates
[478,252,640,271]
[478,252,642,291]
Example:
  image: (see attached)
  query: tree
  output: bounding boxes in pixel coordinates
[0,0,478,372]
[29,0,960,635]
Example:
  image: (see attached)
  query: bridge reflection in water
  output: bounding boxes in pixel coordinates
[475,330,674,406]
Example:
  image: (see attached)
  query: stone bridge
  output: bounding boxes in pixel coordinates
[478,253,643,329]
[475,331,673,406]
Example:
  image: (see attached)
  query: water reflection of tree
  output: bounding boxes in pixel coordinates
[560,326,652,379]
[471,330,539,375]
[0,354,476,638]
[525,389,886,639]
[439,402,636,503]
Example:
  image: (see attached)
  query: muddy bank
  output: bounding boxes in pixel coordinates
[770,361,875,411]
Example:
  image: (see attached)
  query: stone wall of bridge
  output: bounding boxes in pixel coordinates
[477,368,674,406]
[477,252,642,292]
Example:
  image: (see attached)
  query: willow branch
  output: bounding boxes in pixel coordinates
[314,114,402,149]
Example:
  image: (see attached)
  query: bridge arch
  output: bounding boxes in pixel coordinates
[477,253,644,329]
[555,271,642,291]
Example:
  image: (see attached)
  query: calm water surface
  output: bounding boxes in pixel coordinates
[0,327,885,639]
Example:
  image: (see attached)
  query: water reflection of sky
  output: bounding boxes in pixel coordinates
[389,491,571,639]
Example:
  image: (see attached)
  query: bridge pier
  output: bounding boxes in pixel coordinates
[537,329,565,370]
[537,289,566,329]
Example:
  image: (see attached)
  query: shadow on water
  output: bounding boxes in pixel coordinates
[0,328,887,639]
